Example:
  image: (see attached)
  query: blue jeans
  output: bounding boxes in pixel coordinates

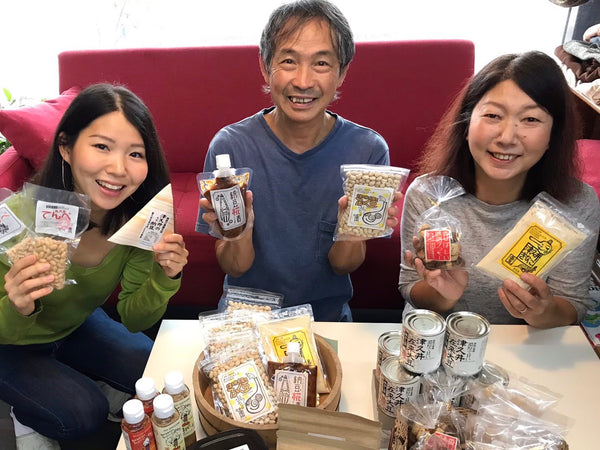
[0,307,153,440]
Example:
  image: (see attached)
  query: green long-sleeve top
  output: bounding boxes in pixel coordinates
[0,244,181,344]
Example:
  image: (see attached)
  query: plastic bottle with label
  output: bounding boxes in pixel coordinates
[163,371,196,447]
[267,341,318,407]
[135,377,159,416]
[206,154,248,238]
[151,394,186,450]
[121,398,157,450]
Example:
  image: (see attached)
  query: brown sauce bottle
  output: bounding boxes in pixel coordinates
[267,341,318,407]
[205,154,248,239]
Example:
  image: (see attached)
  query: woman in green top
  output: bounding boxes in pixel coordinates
[0,84,188,447]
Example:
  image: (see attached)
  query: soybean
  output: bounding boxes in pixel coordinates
[7,237,68,289]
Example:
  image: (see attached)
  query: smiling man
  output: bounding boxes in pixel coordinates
[196,0,397,321]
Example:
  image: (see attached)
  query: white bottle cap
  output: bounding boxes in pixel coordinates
[214,154,234,177]
[122,399,145,425]
[135,377,158,401]
[164,371,185,395]
[283,341,305,363]
[152,394,175,419]
[287,341,301,355]
[215,153,231,169]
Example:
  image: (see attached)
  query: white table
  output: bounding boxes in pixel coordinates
[117,320,599,449]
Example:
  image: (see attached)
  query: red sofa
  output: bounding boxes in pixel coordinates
[0,40,476,318]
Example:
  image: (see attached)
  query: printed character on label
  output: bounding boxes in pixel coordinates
[362,196,388,226]
[229,191,242,224]
[447,339,468,362]
[244,373,267,413]
[216,192,231,225]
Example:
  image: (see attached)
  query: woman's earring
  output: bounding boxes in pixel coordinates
[62,159,67,189]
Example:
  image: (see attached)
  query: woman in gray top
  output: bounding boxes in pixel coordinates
[399,51,600,327]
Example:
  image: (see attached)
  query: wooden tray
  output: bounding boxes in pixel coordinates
[192,334,342,448]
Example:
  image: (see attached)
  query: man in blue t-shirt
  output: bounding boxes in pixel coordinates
[196,0,400,321]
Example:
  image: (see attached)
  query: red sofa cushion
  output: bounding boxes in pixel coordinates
[578,139,600,198]
[0,87,81,171]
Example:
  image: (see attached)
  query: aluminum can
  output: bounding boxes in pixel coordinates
[442,311,490,376]
[376,330,402,382]
[400,309,446,374]
[377,356,421,417]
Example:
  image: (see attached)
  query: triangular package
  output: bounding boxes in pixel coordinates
[108,184,174,250]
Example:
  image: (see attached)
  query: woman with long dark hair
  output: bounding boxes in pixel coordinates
[0,84,188,447]
[399,51,600,328]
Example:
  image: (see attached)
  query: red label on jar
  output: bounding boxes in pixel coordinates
[424,229,451,261]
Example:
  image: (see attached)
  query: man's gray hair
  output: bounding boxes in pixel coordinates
[260,0,355,74]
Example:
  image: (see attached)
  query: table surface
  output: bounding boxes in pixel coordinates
[117,320,599,449]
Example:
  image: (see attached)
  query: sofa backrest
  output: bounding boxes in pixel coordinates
[57,41,475,313]
[58,40,475,176]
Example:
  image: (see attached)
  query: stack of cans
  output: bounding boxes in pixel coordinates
[376,309,492,417]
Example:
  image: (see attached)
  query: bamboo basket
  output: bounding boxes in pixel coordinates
[192,334,342,448]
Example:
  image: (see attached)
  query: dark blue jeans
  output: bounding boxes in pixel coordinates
[0,307,153,440]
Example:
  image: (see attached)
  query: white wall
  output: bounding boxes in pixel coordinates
[1,0,571,103]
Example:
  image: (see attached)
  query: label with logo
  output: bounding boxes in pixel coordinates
[0,204,25,244]
[212,185,246,231]
[424,229,451,261]
[217,360,275,423]
[172,396,195,441]
[153,418,184,450]
[500,223,564,277]
[273,370,309,406]
[348,185,393,230]
[139,210,171,249]
[122,420,157,450]
[35,201,79,239]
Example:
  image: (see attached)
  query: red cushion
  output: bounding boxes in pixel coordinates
[0,87,81,171]
[578,139,600,198]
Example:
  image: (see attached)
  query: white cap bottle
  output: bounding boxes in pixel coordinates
[152,394,176,419]
[214,154,234,178]
[163,370,196,446]
[122,399,145,425]
[163,371,186,395]
[284,341,305,363]
[135,377,158,401]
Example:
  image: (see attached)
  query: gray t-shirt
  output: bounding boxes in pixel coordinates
[399,175,600,324]
[196,108,389,321]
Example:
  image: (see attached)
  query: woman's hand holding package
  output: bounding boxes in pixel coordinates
[405,234,468,307]
[152,233,189,278]
[4,254,54,316]
[497,273,577,327]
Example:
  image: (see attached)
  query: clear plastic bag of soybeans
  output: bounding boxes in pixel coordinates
[219,286,284,314]
[334,164,409,240]
[412,175,466,270]
[0,183,90,289]
[476,191,592,289]
[198,334,278,425]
